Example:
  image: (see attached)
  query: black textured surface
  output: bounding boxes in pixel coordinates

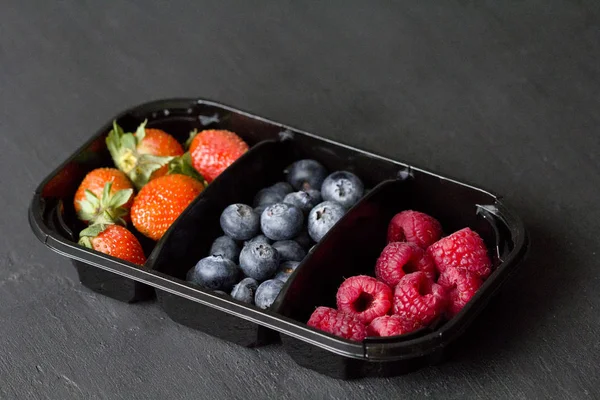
[2,1,599,398]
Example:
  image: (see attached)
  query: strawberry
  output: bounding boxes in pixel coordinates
[107,120,184,189]
[188,129,248,183]
[131,174,204,241]
[79,224,146,266]
[166,152,207,186]
[73,168,134,225]
[42,161,85,198]
[42,136,108,198]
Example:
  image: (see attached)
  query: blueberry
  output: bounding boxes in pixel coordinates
[230,277,259,304]
[274,261,300,283]
[286,159,328,191]
[209,235,241,263]
[306,189,322,203]
[239,243,280,281]
[244,234,272,247]
[293,229,313,249]
[220,204,260,240]
[260,203,304,241]
[307,201,346,242]
[320,171,364,209]
[255,279,285,309]
[270,182,294,196]
[272,240,306,262]
[186,255,240,291]
[254,204,269,216]
[253,188,284,207]
[283,190,322,215]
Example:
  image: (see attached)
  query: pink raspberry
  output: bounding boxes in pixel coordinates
[307,306,367,341]
[336,275,392,324]
[393,271,447,327]
[375,242,437,286]
[427,227,492,279]
[387,210,442,248]
[437,267,482,318]
[366,315,422,337]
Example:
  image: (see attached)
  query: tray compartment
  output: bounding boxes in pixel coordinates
[32,99,277,302]
[276,173,524,378]
[150,129,406,345]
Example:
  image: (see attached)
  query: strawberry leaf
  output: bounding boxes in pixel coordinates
[129,154,175,190]
[83,189,100,206]
[108,188,133,208]
[120,133,137,152]
[77,200,97,219]
[106,121,123,160]
[78,236,94,249]
[95,210,124,226]
[112,120,125,136]
[112,207,128,218]
[106,119,177,190]
[167,152,207,185]
[134,120,148,142]
[107,120,140,177]
[80,223,110,238]
[100,182,113,206]
[185,129,198,150]
[77,183,132,226]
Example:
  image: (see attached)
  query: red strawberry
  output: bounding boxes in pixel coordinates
[107,120,184,189]
[78,224,146,266]
[131,174,204,241]
[41,161,85,198]
[73,168,134,225]
[189,129,248,183]
[165,151,207,185]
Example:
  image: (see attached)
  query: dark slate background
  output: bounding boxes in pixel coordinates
[1,1,599,399]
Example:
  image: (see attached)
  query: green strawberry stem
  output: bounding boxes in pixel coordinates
[184,129,198,150]
[106,120,174,190]
[167,152,208,187]
[78,223,111,248]
[75,182,133,226]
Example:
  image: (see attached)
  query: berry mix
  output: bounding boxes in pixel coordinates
[186,159,366,309]
[307,210,492,341]
[70,122,492,340]
[72,121,249,265]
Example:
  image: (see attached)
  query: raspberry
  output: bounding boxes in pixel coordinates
[438,267,482,318]
[427,227,492,279]
[387,210,442,248]
[307,306,367,342]
[366,315,422,337]
[392,271,447,326]
[336,276,392,324]
[375,242,437,286]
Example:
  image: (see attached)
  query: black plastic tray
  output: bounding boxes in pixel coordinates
[29,98,528,379]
